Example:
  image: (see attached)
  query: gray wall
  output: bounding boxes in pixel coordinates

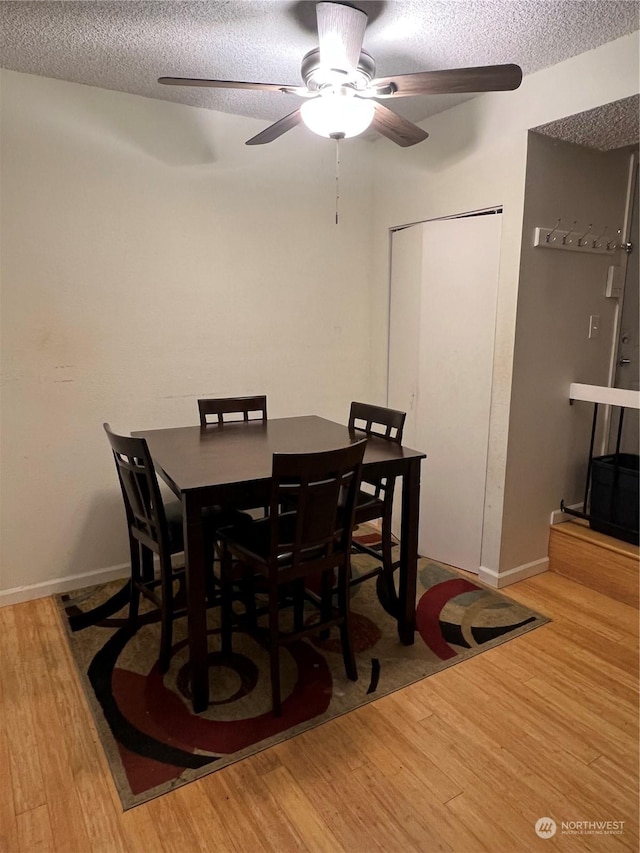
[500,132,632,571]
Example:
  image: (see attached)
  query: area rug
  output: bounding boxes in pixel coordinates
[56,534,549,809]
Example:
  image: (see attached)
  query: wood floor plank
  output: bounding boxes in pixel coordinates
[416,679,620,819]
[413,668,638,833]
[169,781,241,853]
[502,572,638,639]
[274,726,393,853]
[10,601,94,853]
[342,712,479,851]
[444,790,546,853]
[416,708,572,823]
[272,750,388,853]
[218,759,310,852]
[588,754,640,802]
[373,666,635,838]
[523,675,638,777]
[261,764,345,853]
[0,567,637,852]
[349,761,449,852]
[0,606,47,816]
[523,619,639,684]
[458,657,604,764]
[16,804,54,853]
[26,600,128,853]
[117,802,170,853]
[492,629,639,710]
[199,770,271,853]
[372,683,435,722]
[144,788,211,853]
[351,701,463,804]
[0,653,20,853]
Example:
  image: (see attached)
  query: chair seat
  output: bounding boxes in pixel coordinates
[219,512,326,570]
[164,501,252,554]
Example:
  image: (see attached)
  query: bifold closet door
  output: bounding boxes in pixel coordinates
[388,212,502,572]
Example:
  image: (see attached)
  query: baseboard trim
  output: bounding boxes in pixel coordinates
[479,557,549,588]
[550,502,582,526]
[0,563,130,609]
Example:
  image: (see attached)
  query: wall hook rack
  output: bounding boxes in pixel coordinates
[533,222,621,256]
[577,223,592,246]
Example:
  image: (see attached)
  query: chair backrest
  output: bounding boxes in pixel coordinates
[348,402,406,444]
[268,439,367,572]
[104,423,169,555]
[198,395,267,427]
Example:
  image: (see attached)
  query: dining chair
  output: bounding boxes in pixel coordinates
[198,395,267,427]
[104,424,248,671]
[348,402,407,599]
[198,394,269,518]
[218,438,367,716]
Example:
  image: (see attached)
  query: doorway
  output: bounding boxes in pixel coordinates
[387,209,502,572]
[610,154,639,454]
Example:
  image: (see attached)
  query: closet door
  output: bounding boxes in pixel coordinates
[388,212,502,572]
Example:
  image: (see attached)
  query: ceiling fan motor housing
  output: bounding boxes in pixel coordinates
[301,47,376,91]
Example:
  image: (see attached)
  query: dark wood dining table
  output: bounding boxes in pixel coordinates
[134,415,425,712]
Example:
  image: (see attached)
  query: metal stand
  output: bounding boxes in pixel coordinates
[560,401,630,538]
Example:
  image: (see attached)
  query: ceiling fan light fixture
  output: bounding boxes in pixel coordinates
[300,93,375,139]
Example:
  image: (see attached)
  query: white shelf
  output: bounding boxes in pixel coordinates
[569,383,640,410]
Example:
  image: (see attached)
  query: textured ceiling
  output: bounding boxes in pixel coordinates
[534,95,640,151]
[0,1,638,125]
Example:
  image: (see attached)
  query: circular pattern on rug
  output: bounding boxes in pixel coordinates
[63,551,548,807]
[175,650,259,706]
[89,620,334,783]
[416,570,537,660]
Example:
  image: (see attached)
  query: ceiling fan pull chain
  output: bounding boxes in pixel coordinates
[331,132,344,225]
[335,135,340,225]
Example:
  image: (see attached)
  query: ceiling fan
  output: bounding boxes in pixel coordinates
[158,1,523,147]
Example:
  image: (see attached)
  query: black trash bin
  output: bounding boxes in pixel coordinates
[590,453,639,545]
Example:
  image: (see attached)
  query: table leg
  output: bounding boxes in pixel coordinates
[398,457,421,644]
[183,494,209,713]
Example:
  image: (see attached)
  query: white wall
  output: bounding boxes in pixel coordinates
[370,34,639,584]
[501,132,632,572]
[0,70,375,598]
[2,33,638,600]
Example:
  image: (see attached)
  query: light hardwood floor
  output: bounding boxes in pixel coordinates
[0,570,638,853]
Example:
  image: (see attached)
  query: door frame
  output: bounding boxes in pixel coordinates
[601,150,639,453]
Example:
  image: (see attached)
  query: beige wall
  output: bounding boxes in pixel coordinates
[370,33,638,584]
[1,32,638,599]
[0,70,375,596]
[500,133,632,572]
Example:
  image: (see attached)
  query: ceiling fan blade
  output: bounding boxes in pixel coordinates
[245,109,303,145]
[370,64,523,97]
[158,77,306,96]
[316,2,368,74]
[371,103,429,147]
